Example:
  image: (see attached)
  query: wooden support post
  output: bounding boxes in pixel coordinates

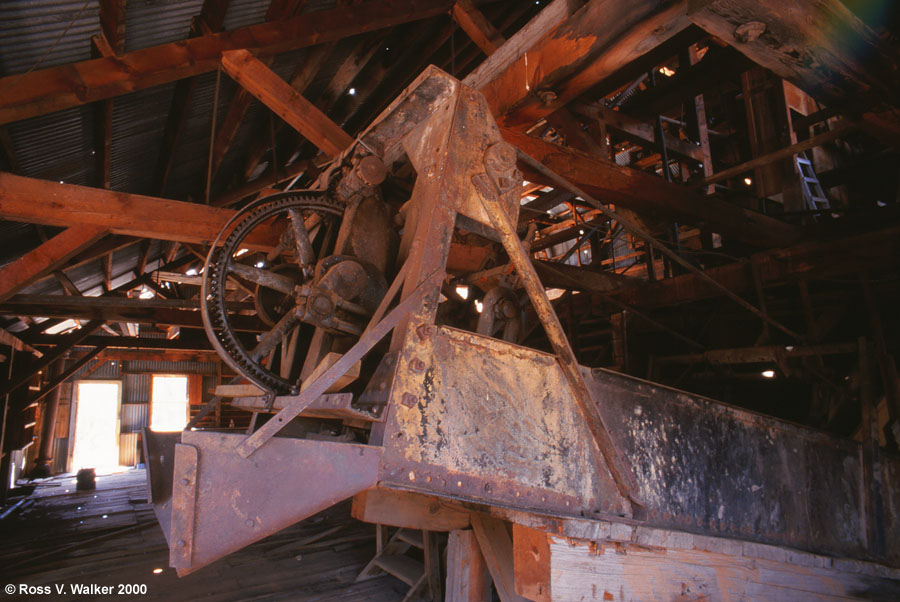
[28,345,107,407]
[862,276,900,445]
[0,225,107,304]
[512,524,551,602]
[446,529,491,602]
[859,337,886,557]
[470,515,529,602]
[424,531,444,602]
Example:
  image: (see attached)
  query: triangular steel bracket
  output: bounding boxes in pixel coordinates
[166,430,382,575]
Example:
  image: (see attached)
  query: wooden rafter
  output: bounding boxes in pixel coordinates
[572,101,704,162]
[154,0,233,196]
[221,49,353,158]
[611,224,900,310]
[0,0,454,126]
[0,225,107,304]
[0,172,277,248]
[502,128,801,248]
[688,0,900,108]
[465,0,691,130]
[98,0,126,54]
[213,43,333,184]
[240,34,382,181]
[0,295,265,332]
[452,0,505,56]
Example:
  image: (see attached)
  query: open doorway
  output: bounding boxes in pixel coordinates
[71,381,122,471]
[150,375,189,432]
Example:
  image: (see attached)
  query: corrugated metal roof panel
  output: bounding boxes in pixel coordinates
[110,83,176,195]
[7,105,95,186]
[0,0,100,76]
[222,0,268,31]
[124,0,202,53]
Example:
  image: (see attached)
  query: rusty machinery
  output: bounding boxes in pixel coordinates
[145,67,900,576]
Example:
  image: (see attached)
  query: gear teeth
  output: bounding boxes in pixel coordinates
[201,193,344,394]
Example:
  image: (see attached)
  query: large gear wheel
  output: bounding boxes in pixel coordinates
[201,192,344,394]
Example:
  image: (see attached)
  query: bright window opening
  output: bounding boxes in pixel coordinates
[72,381,122,471]
[150,375,189,432]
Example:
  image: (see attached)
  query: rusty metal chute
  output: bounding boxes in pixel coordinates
[144,66,900,577]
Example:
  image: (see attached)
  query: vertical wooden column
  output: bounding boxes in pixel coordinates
[446,529,491,602]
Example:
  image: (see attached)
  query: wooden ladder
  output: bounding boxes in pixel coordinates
[356,526,443,602]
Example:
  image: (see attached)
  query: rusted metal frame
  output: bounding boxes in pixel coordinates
[512,147,805,341]
[27,344,107,407]
[236,270,440,458]
[169,443,199,568]
[363,260,410,337]
[0,320,104,400]
[475,172,645,518]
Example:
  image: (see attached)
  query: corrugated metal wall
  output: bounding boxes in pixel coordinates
[61,356,221,469]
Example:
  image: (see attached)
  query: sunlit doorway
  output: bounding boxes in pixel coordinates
[71,380,122,471]
[150,375,189,432]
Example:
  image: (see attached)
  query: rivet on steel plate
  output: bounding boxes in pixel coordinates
[456,481,462,487]
[415,323,433,341]
[246,519,254,528]
[180,478,189,486]
[176,539,185,548]
[401,393,418,408]
[410,358,426,373]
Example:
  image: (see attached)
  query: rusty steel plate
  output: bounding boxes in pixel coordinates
[588,368,900,565]
[380,325,630,518]
[169,431,382,575]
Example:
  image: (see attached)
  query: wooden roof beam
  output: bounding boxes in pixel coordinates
[452,0,505,56]
[0,225,108,304]
[611,224,900,310]
[0,295,265,332]
[465,0,692,130]
[0,172,277,248]
[239,34,383,181]
[688,0,900,109]
[221,49,353,158]
[503,129,800,248]
[0,0,454,126]
[98,0,126,54]
[211,44,332,185]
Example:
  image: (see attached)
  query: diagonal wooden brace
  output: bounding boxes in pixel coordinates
[236,269,442,458]
[475,173,645,519]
